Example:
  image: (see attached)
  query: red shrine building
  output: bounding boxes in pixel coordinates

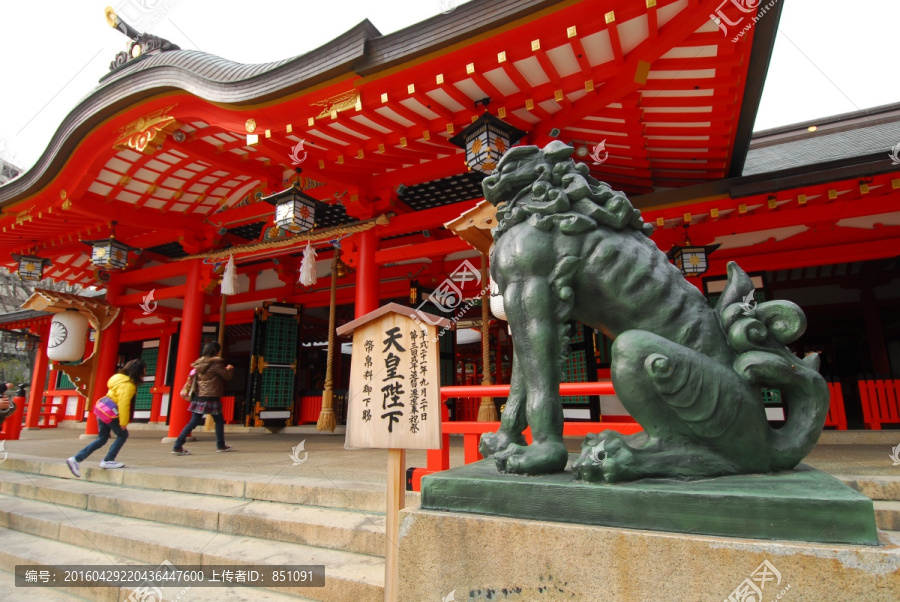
[0,0,898,437]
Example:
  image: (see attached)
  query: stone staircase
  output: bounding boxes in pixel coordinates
[0,454,405,601]
[840,475,900,535]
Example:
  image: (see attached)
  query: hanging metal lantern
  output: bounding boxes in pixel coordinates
[667,225,720,277]
[11,253,51,281]
[14,331,39,352]
[262,168,318,234]
[81,221,140,270]
[449,98,526,174]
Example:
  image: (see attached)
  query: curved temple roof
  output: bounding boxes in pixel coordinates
[0,0,783,287]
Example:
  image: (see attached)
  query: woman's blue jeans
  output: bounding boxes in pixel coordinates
[74,418,128,462]
[173,412,225,450]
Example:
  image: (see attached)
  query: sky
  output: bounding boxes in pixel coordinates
[0,0,897,170]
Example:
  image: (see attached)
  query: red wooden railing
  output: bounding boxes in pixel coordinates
[824,382,848,430]
[407,381,637,491]
[858,379,900,430]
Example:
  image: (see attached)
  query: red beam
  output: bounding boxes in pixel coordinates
[375,237,471,265]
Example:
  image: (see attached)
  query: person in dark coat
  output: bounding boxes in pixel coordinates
[0,383,16,428]
[171,341,234,455]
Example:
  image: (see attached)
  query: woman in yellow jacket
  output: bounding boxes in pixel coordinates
[66,359,146,476]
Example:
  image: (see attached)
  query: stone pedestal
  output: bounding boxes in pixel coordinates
[420,457,878,545]
[398,505,900,601]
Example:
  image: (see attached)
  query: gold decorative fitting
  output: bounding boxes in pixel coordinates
[312,90,360,119]
[307,117,315,127]
[62,199,71,210]
[525,99,534,111]
[554,90,563,102]
[567,26,577,38]
[585,79,595,92]
[119,175,131,186]
[797,194,807,204]
[408,84,415,94]
[497,51,506,63]
[318,160,325,169]
[423,131,430,141]
[683,213,691,223]
[446,123,455,134]
[337,155,344,165]
[859,183,869,194]
[605,11,616,24]
[498,107,506,119]
[60,190,67,200]
[257,357,269,372]
[249,355,257,373]
[436,73,444,85]
[738,204,747,214]
[647,0,657,7]
[378,143,385,153]
[711,208,719,218]
[114,106,178,154]
[265,129,271,138]
[286,124,292,133]
[466,63,475,74]
[531,39,540,51]
[656,217,665,227]
[381,93,388,103]
[245,119,257,133]
[400,137,407,148]
[828,189,837,199]
[768,198,777,209]
[357,150,364,159]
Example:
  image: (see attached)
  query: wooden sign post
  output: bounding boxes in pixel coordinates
[337,303,449,602]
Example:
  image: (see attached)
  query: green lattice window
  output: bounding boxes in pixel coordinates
[260,368,295,408]
[562,324,591,405]
[263,315,298,364]
[141,347,159,376]
[761,388,782,405]
[134,382,154,410]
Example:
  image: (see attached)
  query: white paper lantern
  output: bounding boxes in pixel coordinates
[48,310,89,361]
[489,277,506,321]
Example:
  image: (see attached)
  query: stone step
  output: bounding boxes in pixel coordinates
[875,501,900,532]
[839,475,900,502]
[0,470,386,557]
[0,493,384,602]
[0,454,419,514]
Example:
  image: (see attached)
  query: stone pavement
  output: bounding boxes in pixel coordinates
[2,425,900,484]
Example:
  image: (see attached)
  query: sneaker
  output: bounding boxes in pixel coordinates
[171,448,191,456]
[99,460,125,469]
[66,457,81,478]
[216,445,234,453]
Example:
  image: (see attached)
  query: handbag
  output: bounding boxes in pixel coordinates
[179,368,197,402]
[92,396,119,424]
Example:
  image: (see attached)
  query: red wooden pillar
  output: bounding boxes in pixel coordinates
[355,228,379,317]
[168,259,205,437]
[24,323,49,429]
[150,328,172,423]
[90,282,125,436]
